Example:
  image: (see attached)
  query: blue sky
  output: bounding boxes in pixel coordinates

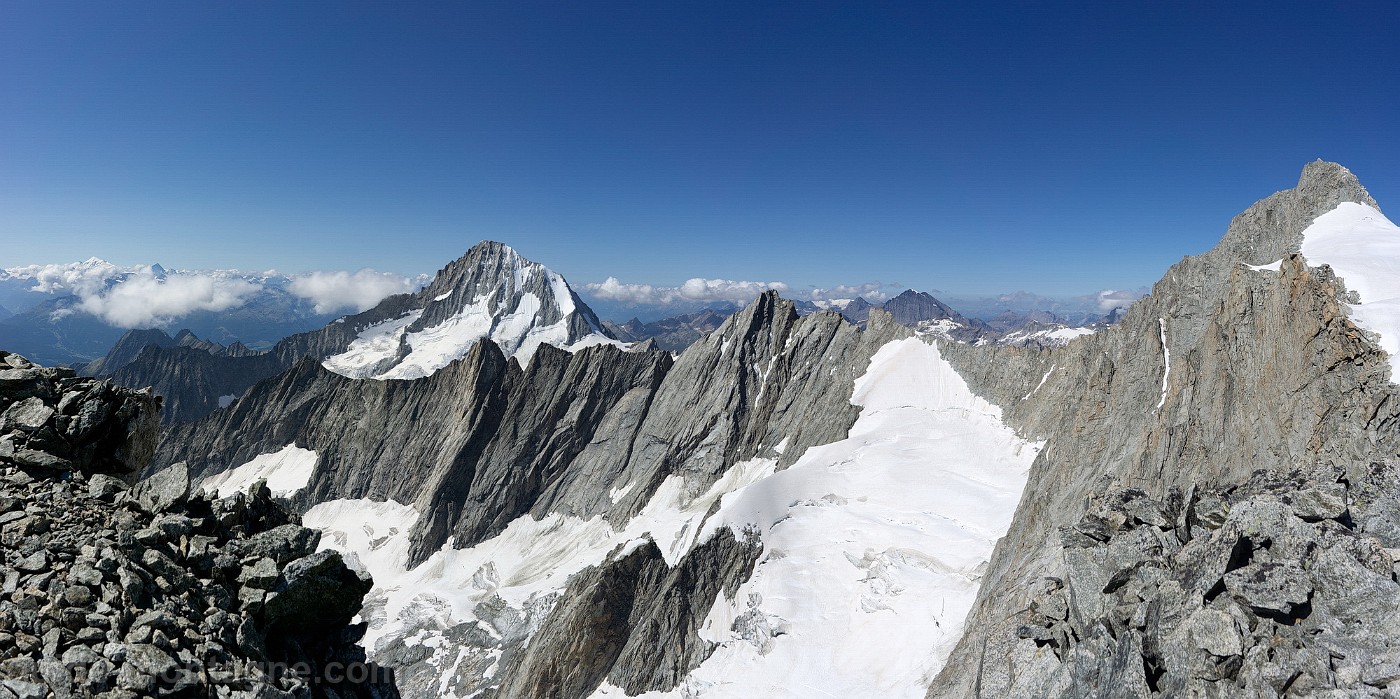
[2,1,1397,297]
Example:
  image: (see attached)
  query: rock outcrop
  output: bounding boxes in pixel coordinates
[1009,464,1400,696]
[881,289,987,341]
[495,529,763,699]
[0,351,158,484]
[0,352,398,699]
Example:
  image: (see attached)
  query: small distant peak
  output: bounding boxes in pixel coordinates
[173,329,197,342]
[149,263,167,278]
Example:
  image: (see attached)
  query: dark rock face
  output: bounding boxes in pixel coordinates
[495,529,763,699]
[156,293,910,563]
[929,162,1400,696]
[83,328,261,378]
[153,341,670,566]
[1005,465,1400,696]
[881,289,963,326]
[881,290,989,341]
[81,329,179,378]
[0,353,398,698]
[837,297,873,325]
[110,347,286,429]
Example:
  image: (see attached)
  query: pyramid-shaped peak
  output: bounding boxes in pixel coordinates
[321,240,613,380]
[890,289,937,301]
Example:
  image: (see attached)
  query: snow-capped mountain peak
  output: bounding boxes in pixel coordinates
[323,241,617,379]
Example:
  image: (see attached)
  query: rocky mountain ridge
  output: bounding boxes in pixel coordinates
[149,292,933,697]
[82,329,255,377]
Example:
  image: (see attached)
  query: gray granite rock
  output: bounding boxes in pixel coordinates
[978,466,1400,697]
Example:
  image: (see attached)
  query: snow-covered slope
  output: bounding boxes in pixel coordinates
[595,338,1038,698]
[1300,202,1400,379]
[322,241,617,378]
[997,323,1096,348]
[197,444,319,498]
[302,334,1039,697]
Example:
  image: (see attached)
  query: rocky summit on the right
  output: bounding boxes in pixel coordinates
[930,160,1400,697]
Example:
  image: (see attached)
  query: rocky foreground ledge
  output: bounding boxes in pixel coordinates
[0,351,398,699]
[1008,463,1400,696]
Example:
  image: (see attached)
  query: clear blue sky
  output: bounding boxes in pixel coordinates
[3,1,1396,296]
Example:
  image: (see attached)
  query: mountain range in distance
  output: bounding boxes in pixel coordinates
[0,253,1137,369]
[67,242,1125,429]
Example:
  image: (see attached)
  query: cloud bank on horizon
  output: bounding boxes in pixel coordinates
[2,258,1146,330]
[583,276,892,306]
[1,259,421,328]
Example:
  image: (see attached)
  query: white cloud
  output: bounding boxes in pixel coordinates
[2,259,419,327]
[677,278,789,302]
[287,269,417,314]
[1096,289,1143,313]
[584,276,789,305]
[584,276,895,308]
[78,273,260,328]
[3,258,138,296]
[806,282,889,303]
[581,277,664,304]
